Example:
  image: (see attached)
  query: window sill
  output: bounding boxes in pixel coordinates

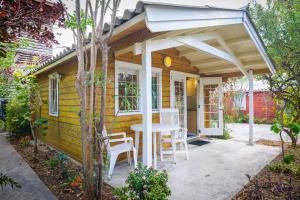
[116,111,142,116]
[49,113,58,117]
[115,110,161,116]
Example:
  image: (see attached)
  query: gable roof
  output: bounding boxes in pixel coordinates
[31,1,275,76]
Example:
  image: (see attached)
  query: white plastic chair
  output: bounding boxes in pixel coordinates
[159,109,189,161]
[103,128,137,179]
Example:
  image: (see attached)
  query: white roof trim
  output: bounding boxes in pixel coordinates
[242,12,275,75]
[144,4,243,32]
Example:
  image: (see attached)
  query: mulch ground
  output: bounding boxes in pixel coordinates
[232,142,300,200]
[11,137,116,200]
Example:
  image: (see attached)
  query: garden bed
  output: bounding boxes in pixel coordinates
[11,136,116,200]
[232,145,300,200]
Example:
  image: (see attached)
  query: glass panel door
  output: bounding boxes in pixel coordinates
[200,77,223,135]
[171,74,187,128]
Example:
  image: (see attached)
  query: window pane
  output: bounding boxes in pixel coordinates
[50,78,58,114]
[118,70,139,112]
[152,75,158,110]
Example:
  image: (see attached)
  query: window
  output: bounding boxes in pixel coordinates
[49,73,60,116]
[115,61,162,115]
[233,92,246,110]
[117,68,140,113]
[152,72,161,110]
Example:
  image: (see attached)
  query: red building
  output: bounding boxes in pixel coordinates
[224,90,277,123]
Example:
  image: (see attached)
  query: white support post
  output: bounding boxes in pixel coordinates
[141,40,153,167]
[248,69,254,145]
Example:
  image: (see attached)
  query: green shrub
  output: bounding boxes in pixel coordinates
[113,163,171,200]
[5,88,31,138]
[57,152,69,178]
[283,154,295,164]
[268,163,284,173]
[238,112,249,123]
[43,158,59,169]
[0,119,5,131]
[18,138,31,148]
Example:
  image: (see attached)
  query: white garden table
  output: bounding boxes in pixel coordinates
[130,123,180,169]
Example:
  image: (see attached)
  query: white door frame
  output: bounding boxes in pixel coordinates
[170,71,187,128]
[170,71,200,130]
[199,77,223,135]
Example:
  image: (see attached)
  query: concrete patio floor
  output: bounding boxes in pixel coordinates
[106,124,281,200]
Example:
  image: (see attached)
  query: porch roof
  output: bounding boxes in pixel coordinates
[32,1,275,77]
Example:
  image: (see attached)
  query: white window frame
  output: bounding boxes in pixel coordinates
[151,68,162,113]
[48,72,60,117]
[114,60,162,116]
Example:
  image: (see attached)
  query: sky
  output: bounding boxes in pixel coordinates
[53,0,267,56]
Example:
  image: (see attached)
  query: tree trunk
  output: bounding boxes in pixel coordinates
[284,129,297,148]
[74,0,94,198]
[279,131,285,158]
[95,45,109,200]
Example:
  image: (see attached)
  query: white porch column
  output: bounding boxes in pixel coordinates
[248,69,254,145]
[141,40,152,167]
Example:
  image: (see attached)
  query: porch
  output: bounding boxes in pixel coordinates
[106,133,280,200]
[113,2,275,168]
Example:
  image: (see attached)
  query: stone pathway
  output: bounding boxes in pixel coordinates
[0,132,57,200]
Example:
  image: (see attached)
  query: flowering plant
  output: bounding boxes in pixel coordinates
[113,163,171,200]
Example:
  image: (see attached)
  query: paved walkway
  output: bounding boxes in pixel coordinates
[0,132,57,200]
[227,123,290,142]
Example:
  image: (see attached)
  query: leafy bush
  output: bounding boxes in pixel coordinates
[283,154,295,164]
[57,152,69,178]
[0,172,21,190]
[5,85,31,138]
[113,163,171,200]
[268,163,285,173]
[18,136,31,148]
[43,158,59,169]
[238,112,249,123]
[0,119,5,131]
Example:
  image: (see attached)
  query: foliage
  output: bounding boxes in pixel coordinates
[57,152,69,178]
[18,136,31,149]
[250,0,300,147]
[43,158,59,170]
[5,67,47,154]
[64,10,93,32]
[69,175,83,190]
[268,147,300,177]
[5,79,31,137]
[113,163,171,200]
[0,172,21,190]
[0,0,65,46]
[283,154,295,164]
[0,119,4,130]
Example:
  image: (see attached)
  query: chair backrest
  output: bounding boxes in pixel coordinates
[102,127,111,152]
[160,108,179,126]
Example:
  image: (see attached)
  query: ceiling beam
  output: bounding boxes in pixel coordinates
[179,35,251,57]
[198,60,265,74]
[212,31,247,75]
[174,36,237,65]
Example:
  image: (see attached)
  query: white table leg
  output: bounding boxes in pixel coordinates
[171,131,177,164]
[153,132,157,169]
[135,131,139,158]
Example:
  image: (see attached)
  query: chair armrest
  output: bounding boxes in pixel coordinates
[109,132,127,138]
[109,137,133,143]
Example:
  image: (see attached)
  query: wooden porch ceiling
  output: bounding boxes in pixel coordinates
[171,24,267,76]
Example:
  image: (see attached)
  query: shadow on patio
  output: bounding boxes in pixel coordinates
[106,137,280,200]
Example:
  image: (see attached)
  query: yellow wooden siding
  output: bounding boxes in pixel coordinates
[37,49,198,161]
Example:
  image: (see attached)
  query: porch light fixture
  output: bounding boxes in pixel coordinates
[163,56,172,67]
